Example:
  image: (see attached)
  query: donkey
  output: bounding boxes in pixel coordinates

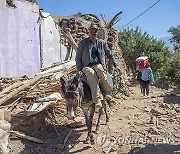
[60,75,111,144]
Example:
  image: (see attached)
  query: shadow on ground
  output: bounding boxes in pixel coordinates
[128,144,180,154]
[163,94,180,105]
[10,110,90,154]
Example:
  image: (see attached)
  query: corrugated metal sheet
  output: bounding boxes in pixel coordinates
[40,11,68,68]
[0,0,40,77]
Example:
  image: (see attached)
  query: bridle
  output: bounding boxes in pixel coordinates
[65,73,91,110]
[66,84,82,109]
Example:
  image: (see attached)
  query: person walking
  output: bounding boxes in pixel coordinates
[137,71,143,94]
[137,63,154,96]
[76,23,118,109]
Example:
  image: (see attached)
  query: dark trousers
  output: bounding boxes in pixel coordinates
[141,80,150,96]
[139,79,143,93]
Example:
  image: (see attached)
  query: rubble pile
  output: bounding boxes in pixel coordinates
[0,62,76,152]
[6,0,37,8]
[0,62,76,108]
[0,109,11,154]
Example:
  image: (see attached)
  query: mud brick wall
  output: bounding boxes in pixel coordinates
[54,13,130,96]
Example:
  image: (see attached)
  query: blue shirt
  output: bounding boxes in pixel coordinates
[89,41,100,65]
[137,67,154,82]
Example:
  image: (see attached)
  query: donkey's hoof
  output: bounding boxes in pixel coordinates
[90,140,95,145]
[84,138,90,144]
[106,119,110,124]
[94,129,99,134]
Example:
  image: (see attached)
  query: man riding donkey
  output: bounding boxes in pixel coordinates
[61,23,119,145]
[76,23,119,109]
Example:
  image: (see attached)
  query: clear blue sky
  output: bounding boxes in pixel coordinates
[36,0,180,39]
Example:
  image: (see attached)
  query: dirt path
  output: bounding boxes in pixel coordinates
[63,85,180,154]
[9,85,180,154]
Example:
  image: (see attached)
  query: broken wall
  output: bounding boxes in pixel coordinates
[40,11,69,68]
[56,13,130,95]
[0,0,41,77]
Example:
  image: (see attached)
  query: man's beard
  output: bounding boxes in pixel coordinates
[92,35,97,40]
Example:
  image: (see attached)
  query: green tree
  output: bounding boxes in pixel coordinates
[157,52,180,87]
[168,25,180,52]
[158,26,180,87]
[118,27,180,88]
[118,27,172,80]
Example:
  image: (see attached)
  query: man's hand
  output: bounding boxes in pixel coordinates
[78,71,83,77]
[114,64,120,71]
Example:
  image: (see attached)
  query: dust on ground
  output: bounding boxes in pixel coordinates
[9,84,180,154]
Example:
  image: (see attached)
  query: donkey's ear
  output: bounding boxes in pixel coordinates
[73,76,79,88]
[60,76,68,87]
[60,76,68,97]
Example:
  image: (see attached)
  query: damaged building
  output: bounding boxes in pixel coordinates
[0,0,131,153]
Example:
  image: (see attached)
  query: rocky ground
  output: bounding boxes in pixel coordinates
[7,84,180,154]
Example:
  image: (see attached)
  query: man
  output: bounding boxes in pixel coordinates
[137,63,154,96]
[76,24,118,109]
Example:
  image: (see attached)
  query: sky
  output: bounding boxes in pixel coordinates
[36,0,180,39]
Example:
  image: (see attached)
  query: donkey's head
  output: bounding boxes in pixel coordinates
[60,76,79,120]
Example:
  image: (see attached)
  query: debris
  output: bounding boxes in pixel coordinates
[10,131,43,144]
[144,107,151,112]
[0,81,23,98]
[150,108,167,116]
[60,28,78,50]
[0,75,43,106]
[6,0,16,8]
[0,109,11,154]
[118,145,131,154]
[175,107,180,113]
[23,92,63,117]
[174,134,180,138]
[148,127,160,135]
[152,99,158,103]
[63,124,76,145]
[149,116,155,124]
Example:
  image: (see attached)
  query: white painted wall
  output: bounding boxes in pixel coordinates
[40,11,68,68]
[0,0,41,77]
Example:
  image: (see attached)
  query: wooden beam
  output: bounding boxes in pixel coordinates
[10,131,43,144]
[0,75,43,106]
[60,28,78,50]
[0,81,23,98]
[106,11,122,29]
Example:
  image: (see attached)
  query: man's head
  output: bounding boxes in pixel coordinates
[89,24,99,41]
[89,24,99,30]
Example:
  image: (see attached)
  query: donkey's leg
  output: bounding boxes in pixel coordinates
[95,107,103,133]
[82,107,91,144]
[103,100,110,124]
[95,99,110,133]
[106,99,112,109]
[88,104,95,145]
